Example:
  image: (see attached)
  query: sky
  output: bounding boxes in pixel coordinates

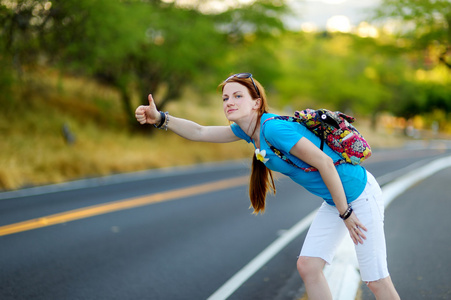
[163,0,383,32]
[286,0,382,31]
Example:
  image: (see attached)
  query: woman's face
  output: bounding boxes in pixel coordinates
[222,82,259,123]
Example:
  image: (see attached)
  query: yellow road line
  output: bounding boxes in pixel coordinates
[0,175,248,237]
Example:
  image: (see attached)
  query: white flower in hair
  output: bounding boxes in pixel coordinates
[255,149,269,163]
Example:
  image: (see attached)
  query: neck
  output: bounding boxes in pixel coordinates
[252,124,261,148]
[237,113,261,148]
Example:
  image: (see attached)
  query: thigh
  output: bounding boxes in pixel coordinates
[300,201,348,265]
[352,180,389,282]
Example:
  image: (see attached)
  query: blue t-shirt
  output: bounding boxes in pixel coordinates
[231,113,367,205]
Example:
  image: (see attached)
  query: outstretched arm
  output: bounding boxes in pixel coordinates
[289,137,367,245]
[135,94,240,143]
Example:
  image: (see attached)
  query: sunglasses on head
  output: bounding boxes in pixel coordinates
[224,73,261,98]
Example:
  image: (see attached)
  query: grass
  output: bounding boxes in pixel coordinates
[0,68,411,191]
[0,70,253,190]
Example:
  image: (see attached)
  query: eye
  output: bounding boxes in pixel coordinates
[222,97,229,102]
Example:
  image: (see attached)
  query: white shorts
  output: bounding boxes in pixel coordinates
[299,171,389,282]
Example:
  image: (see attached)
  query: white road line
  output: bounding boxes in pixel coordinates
[207,209,318,300]
[382,155,451,208]
[208,155,451,300]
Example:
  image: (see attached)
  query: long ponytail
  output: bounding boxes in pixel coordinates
[249,155,276,214]
[219,74,275,214]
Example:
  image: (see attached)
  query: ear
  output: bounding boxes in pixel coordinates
[253,98,261,110]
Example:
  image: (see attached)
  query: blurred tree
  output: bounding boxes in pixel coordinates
[0,0,45,108]
[0,0,42,71]
[273,32,392,117]
[212,0,287,91]
[372,0,451,122]
[0,0,288,127]
[374,0,451,69]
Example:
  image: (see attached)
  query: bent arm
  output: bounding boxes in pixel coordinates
[289,137,367,244]
[289,137,348,213]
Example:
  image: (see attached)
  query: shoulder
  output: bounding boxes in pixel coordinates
[230,123,252,143]
[262,114,305,135]
[262,114,310,152]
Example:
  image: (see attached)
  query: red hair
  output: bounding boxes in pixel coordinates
[219,75,276,214]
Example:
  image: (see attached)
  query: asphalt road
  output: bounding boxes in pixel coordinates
[1,141,450,300]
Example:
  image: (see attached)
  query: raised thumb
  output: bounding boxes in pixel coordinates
[148,94,154,106]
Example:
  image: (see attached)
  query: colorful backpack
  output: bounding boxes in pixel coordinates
[262,109,372,172]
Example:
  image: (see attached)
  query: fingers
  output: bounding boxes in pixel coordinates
[135,94,158,125]
[345,213,367,245]
[135,106,148,124]
[350,225,366,245]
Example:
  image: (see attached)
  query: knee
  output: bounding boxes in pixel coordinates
[366,280,381,294]
[296,257,323,281]
[366,277,400,300]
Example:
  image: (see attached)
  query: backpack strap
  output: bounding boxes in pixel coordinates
[316,110,326,151]
[262,116,345,172]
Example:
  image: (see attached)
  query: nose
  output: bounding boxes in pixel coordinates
[226,98,236,106]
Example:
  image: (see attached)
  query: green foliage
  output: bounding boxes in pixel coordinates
[0,56,15,110]
[3,0,451,190]
[1,0,451,127]
[271,29,451,122]
[369,0,451,118]
[0,0,289,125]
[374,0,451,68]
[273,32,392,115]
[387,79,451,119]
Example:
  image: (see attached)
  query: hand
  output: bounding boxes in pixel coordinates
[344,212,367,245]
[135,94,160,125]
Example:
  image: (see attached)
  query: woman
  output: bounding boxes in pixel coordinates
[135,73,400,300]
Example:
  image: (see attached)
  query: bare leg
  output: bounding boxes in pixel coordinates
[297,256,332,300]
[367,276,400,300]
